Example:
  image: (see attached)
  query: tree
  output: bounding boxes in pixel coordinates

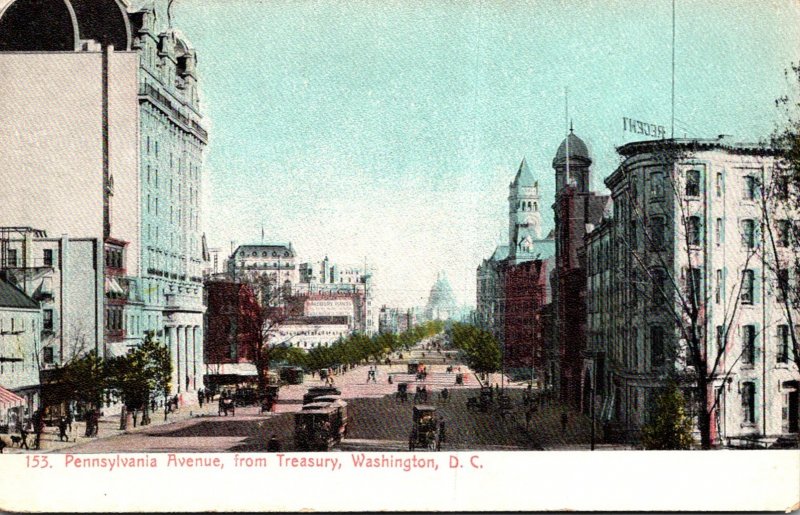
[449,322,501,375]
[641,383,694,450]
[57,350,106,410]
[106,334,172,428]
[767,62,800,373]
[238,275,294,394]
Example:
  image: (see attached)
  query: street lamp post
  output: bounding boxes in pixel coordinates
[590,359,596,451]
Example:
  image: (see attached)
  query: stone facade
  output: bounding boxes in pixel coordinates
[589,138,800,445]
[0,0,208,397]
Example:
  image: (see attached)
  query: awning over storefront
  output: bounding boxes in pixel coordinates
[105,277,125,295]
[0,385,24,410]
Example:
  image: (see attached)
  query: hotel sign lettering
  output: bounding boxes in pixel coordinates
[623,117,666,139]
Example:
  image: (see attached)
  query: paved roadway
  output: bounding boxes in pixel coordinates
[15,338,595,453]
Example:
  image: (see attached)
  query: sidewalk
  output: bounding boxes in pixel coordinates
[1,393,218,454]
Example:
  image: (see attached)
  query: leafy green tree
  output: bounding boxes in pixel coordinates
[448,322,501,374]
[641,383,694,450]
[58,350,106,410]
[106,334,172,427]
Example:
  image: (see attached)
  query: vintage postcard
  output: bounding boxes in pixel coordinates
[0,0,799,511]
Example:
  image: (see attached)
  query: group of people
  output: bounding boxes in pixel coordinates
[414,385,429,403]
[365,366,378,383]
[197,388,215,407]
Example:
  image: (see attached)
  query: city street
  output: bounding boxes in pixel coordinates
[22,342,597,454]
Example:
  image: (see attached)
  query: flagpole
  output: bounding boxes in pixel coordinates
[671,0,675,139]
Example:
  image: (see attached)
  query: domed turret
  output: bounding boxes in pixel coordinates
[553,129,592,167]
[553,127,592,193]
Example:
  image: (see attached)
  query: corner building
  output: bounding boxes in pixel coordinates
[0,0,207,397]
[591,139,800,445]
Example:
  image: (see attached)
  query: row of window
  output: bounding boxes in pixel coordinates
[515,200,538,212]
[247,251,292,258]
[715,324,798,365]
[614,321,796,373]
[646,170,764,201]
[1,248,55,268]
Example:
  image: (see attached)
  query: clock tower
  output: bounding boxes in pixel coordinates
[508,158,542,264]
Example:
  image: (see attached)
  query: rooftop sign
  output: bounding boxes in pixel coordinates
[623,117,666,139]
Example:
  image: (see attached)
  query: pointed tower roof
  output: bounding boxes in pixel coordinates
[511,158,536,187]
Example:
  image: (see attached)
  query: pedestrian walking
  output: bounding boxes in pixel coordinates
[65,407,73,433]
[198,388,204,408]
[267,434,281,452]
[57,416,68,442]
[32,409,44,450]
[438,418,446,444]
[20,425,29,450]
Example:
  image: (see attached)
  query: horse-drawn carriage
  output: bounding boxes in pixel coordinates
[260,385,280,413]
[408,405,441,451]
[396,382,409,402]
[294,400,348,451]
[218,393,235,416]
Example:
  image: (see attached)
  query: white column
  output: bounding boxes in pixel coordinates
[176,326,182,393]
[192,325,199,391]
[167,326,178,396]
[183,326,190,391]
[195,325,203,391]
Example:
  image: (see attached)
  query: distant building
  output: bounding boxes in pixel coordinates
[502,257,553,376]
[425,272,458,321]
[271,316,350,349]
[204,281,261,386]
[298,256,375,334]
[227,243,299,288]
[476,158,555,378]
[476,245,508,343]
[0,278,41,427]
[378,306,416,334]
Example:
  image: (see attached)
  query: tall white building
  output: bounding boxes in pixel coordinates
[588,138,800,445]
[0,0,207,397]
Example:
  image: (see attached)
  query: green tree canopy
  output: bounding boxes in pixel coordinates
[641,383,694,450]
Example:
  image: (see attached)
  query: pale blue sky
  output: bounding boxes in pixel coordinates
[175,0,800,309]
